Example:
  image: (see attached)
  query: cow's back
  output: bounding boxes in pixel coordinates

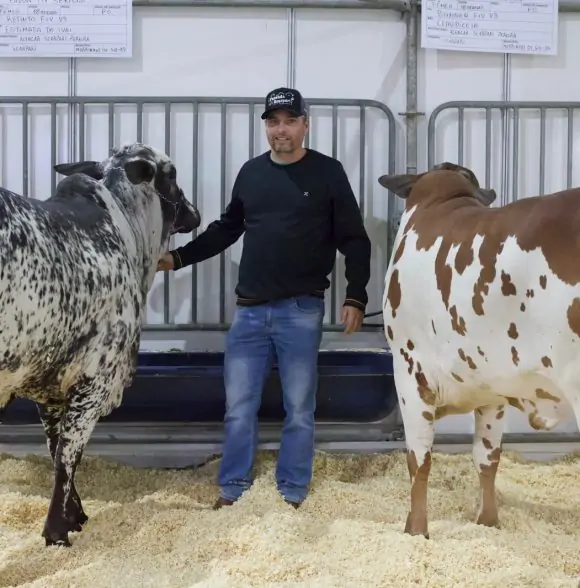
[384,191,580,409]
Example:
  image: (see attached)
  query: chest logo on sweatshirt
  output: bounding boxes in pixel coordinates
[303,191,310,197]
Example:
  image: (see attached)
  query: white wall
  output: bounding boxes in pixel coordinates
[0,6,578,434]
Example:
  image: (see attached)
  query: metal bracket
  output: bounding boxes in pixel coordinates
[398,110,425,119]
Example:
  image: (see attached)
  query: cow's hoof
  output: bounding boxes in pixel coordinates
[44,534,72,547]
[404,513,429,539]
[404,529,430,540]
[476,514,499,528]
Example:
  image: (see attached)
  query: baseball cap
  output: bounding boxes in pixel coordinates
[261,87,308,119]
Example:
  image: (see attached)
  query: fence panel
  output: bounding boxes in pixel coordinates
[427,100,580,206]
[0,95,396,332]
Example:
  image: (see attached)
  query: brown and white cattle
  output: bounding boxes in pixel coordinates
[378,161,580,539]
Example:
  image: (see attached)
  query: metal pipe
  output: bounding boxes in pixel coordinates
[500,53,511,206]
[393,0,418,259]
[133,0,409,7]
[142,321,384,331]
[557,0,580,9]
[416,0,580,11]
[287,7,296,87]
[68,58,77,162]
[129,0,580,11]
[405,0,418,176]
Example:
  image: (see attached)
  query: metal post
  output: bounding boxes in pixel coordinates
[132,0,410,8]
[500,54,512,206]
[287,7,296,87]
[405,0,418,177]
[68,57,77,162]
[415,0,580,12]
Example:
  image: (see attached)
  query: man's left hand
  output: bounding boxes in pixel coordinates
[341,305,364,334]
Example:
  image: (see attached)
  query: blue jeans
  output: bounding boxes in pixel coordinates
[217,295,324,504]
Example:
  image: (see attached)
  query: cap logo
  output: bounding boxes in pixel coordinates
[268,91,295,108]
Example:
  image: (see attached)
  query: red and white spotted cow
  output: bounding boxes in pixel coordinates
[378,161,580,539]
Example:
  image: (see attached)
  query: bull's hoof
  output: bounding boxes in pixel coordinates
[404,513,429,539]
[72,510,89,531]
[42,513,82,547]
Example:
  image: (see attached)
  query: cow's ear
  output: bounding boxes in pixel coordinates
[54,161,104,180]
[124,158,156,185]
[378,173,418,199]
[475,187,497,206]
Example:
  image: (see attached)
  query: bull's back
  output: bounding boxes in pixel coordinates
[0,190,139,401]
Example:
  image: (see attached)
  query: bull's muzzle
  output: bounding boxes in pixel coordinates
[173,200,201,234]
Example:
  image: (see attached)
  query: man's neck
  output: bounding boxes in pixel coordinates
[270,147,307,165]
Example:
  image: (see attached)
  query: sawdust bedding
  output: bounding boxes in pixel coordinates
[0,449,579,588]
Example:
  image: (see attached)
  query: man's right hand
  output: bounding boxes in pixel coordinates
[157,252,175,272]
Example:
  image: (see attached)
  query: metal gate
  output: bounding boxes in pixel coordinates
[0,96,397,332]
[427,100,580,206]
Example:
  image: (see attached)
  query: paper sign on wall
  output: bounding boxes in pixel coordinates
[0,0,132,58]
[421,1,559,56]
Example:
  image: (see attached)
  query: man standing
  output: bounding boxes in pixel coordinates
[158,87,371,509]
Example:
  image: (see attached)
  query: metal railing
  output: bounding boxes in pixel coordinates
[427,101,580,206]
[0,96,397,332]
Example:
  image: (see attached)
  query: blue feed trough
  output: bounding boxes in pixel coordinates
[0,350,396,425]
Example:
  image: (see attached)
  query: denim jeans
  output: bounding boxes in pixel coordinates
[217,294,324,504]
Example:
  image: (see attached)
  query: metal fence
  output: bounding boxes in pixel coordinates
[0,96,397,332]
[428,101,580,207]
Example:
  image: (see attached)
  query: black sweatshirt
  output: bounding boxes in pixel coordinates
[170,149,371,310]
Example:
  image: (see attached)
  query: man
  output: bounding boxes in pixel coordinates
[157,87,371,509]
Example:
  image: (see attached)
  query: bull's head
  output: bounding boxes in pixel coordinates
[377,161,497,207]
[54,143,201,240]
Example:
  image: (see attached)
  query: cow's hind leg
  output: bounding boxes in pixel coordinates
[396,364,436,539]
[42,380,102,547]
[472,404,504,527]
[37,403,89,531]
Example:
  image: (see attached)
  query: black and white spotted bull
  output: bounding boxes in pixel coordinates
[0,142,200,547]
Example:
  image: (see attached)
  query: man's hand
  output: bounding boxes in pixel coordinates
[157,252,174,272]
[341,305,364,334]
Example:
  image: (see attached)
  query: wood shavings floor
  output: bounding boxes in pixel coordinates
[0,449,579,588]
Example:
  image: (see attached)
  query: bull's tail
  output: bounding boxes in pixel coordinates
[0,393,15,422]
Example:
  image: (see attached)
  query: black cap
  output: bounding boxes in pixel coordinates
[261,87,307,119]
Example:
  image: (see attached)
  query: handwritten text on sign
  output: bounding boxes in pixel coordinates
[0,0,132,58]
[421,1,559,56]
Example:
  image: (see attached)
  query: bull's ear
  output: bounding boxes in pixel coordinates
[54,161,104,180]
[378,173,418,199]
[124,159,156,185]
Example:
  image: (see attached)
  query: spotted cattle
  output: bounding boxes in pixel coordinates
[0,143,201,547]
[378,161,580,538]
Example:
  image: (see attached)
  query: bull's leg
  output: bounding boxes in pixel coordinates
[42,386,101,547]
[472,404,504,527]
[36,403,88,531]
[396,364,436,539]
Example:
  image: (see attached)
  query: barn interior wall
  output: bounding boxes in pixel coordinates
[0,6,578,434]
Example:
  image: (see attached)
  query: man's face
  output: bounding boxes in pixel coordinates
[265,110,308,154]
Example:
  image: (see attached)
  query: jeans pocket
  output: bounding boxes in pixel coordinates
[293,295,324,314]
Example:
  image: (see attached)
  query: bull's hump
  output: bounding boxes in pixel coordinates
[52,174,105,205]
[38,175,113,234]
